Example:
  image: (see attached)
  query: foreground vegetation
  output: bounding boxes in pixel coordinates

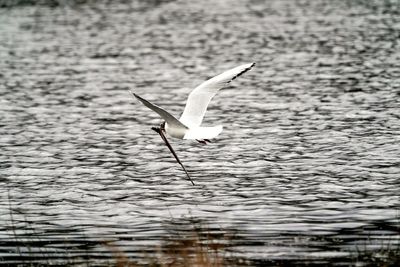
[3,210,399,267]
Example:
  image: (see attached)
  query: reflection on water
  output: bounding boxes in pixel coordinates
[0,0,399,266]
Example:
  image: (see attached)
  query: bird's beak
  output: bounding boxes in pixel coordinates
[151,127,160,133]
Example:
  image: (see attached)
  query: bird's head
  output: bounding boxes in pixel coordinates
[151,121,166,134]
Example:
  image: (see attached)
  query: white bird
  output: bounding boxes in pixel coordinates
[132,63,255,141]
[131,63,255,185]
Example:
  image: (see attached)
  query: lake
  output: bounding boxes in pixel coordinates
[0,0,399,266]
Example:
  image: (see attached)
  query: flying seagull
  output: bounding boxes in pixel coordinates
[131,62,255,185]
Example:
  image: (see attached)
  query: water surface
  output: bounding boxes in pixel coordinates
[0,0,399,265]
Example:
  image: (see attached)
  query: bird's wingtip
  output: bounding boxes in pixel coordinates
[129,90,140,99]
[247,62,256,68]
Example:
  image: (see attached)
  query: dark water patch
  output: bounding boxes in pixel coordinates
[0,0,176,8]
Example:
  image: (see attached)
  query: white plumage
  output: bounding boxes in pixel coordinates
[132,63,255,141]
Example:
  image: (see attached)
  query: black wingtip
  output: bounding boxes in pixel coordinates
[229,62,256,83]
[129,90,142,101]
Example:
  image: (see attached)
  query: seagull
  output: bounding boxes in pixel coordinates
[131,63,255,185]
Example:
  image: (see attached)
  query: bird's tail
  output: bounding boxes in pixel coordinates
[183,125,223,140]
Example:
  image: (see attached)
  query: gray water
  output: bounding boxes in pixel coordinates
[0,0,399,265]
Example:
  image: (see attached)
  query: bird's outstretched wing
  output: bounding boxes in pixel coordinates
[179,63,255,128]
[131,91,188,129]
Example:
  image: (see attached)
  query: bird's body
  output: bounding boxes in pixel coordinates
[164,122,187,139]
[132,62,255,141]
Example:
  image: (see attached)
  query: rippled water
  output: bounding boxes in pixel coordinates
[1,0,399,265]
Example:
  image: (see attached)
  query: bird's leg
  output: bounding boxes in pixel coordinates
[196,139,207,145]
[196,139,212,144]
[152,126,195,186]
